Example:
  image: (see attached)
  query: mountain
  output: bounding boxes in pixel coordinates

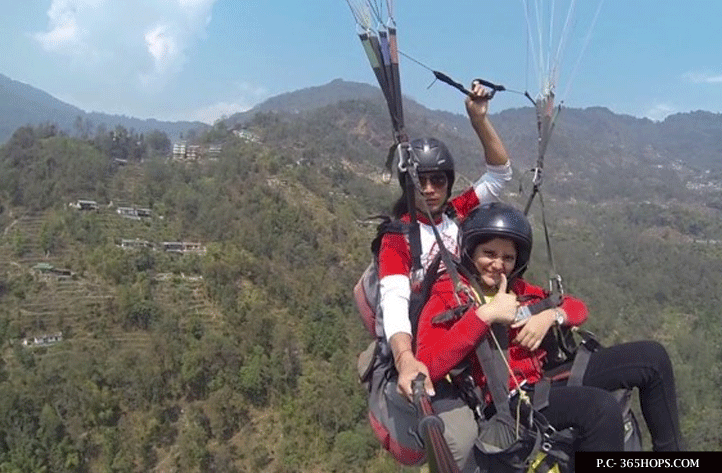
[226,78,444,127]
[5,72,721,178]
[0,73,208,143]
[226,79,386,124]
[229,79,722,211]
[231,78,722,175]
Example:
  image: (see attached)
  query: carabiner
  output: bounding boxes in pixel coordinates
[395,142,412,174]
[549,274,564,299]
[531,167,543,187]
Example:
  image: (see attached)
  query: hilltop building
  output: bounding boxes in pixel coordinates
[120,239,154,250]
[117,207,152,220]
[22,332,63,348]
[70,199,99,211]
[162,241,206,254]
[233,129,260,143]
[171,141,222,161]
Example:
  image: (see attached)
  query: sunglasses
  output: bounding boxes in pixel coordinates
[418,173,448,188]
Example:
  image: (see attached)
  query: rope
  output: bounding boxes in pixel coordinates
[398,50,523,98]
[346,0,405,139]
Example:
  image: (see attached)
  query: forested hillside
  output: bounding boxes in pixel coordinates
[1,94,721,472]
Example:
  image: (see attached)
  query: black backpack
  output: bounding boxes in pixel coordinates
[354,217,444,466]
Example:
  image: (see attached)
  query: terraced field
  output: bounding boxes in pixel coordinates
[1,192,219,364]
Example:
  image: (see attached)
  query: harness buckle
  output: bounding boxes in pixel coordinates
[549,274,564,300]
[396,142,413,174]
[541,424,558,453]
[508,380,528,400]
[531,167,543,187]
[543,424,557,438]
[410,268,424,292]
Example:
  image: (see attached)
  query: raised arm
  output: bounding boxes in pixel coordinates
[465,81,509,167]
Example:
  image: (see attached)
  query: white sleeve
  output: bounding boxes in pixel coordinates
[379,274,412,340]
[473,161,513,203]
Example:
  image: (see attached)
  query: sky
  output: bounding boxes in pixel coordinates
[1,0,721,124]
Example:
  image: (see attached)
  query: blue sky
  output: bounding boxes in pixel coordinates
[1,0,721,124]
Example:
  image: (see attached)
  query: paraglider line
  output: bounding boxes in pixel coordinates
[399,50,520,98]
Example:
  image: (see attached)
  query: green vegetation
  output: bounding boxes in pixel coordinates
[1,101,721,472]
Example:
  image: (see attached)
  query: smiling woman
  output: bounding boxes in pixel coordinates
[415,202,684,470]
[471,238,517,290]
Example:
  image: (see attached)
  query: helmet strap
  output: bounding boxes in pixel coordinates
[399,145,423,285]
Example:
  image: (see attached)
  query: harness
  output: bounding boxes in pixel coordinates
[436,266,575,473]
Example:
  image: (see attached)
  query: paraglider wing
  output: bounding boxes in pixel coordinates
[345,0,405,141]
[521,0,604,171]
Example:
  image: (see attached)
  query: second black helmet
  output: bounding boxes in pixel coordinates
[400,137,455,195]
[460,202,533,280]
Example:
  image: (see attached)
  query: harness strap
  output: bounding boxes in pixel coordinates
[526,292,563,316]
[524,180,565,305]
[567,342,593,387]
[538,192,560,287]
[523,92,565,305]
[522,177,541,216]
[475,325,513,419]
[532,378,551,411]
[403,170,423,284]
[410,253,443,344]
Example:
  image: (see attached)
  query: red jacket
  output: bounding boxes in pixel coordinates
[378,188,481,279]
[415,274,588,397]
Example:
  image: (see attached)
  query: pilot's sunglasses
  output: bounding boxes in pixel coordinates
[418,173,448,188]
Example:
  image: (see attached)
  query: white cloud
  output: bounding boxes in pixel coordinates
[34,16,79,51]
[34,0,218,88]
[683,71,722,84]
[33,0,99,53]
[140,23,183,87]
[644,103,676,122]
[189,101,253,124]
[187,83,269,124]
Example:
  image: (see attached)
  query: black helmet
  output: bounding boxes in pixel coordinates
[399,137,455,195]
[460,202,533,280]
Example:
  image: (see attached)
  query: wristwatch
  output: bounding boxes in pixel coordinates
[553,308,565,325]
[514,305,532,323]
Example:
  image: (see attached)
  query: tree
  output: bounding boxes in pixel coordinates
[176,406,211,472]
[146,130,171,155]
[238,345,270,406]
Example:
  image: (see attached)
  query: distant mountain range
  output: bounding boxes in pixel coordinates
[227,78,722,175]
[0,74,208,143]
[3,73,722,177]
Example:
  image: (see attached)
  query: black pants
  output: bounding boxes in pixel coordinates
[541,340,682,451]
[542,384,625,451]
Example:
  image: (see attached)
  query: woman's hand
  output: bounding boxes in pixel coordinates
[511,309,556,351]
[476,274,517,325]
[465,80,491,122]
